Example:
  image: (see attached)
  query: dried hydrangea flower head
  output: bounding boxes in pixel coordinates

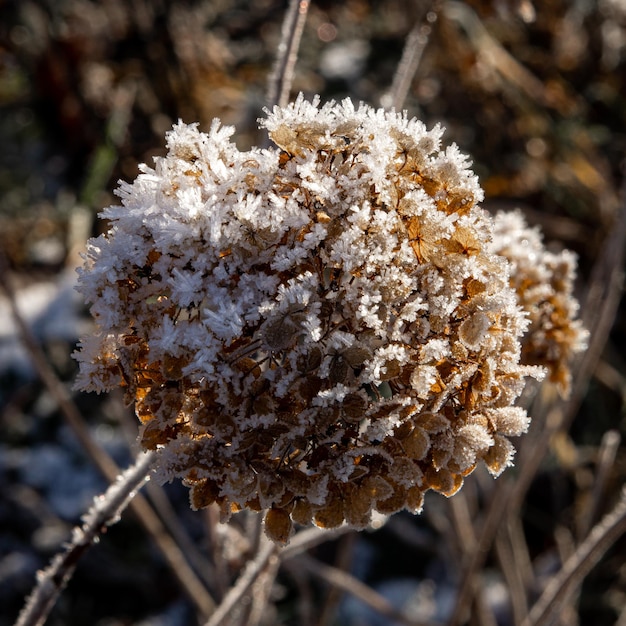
[490,210,588,397]
[75,95,546,544]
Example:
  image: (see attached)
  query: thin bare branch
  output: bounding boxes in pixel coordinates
[282,560,316,626]
[16,451,155,626]
[522,487,626,626]
[579,430,621,539]
[144,479,218,591]
[204,539,278,626]
[445,477,512,626]
[316,533,356,626]
[243,549,280,626]
[281,525,355,560]
[496,527,529,626]
[449,492,498,626]
[266,0,311,108]
[296,554,440,626]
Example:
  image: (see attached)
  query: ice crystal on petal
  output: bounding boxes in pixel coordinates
[74,96,585,544]
[491,210,588,397]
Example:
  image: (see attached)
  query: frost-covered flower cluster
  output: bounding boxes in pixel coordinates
[74,95,583,543]
[490,210,588,397]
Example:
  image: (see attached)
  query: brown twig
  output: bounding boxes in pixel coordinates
[496,529,528,626]
[446,478,512,626]
[296,553,439,626]
[243,546,281,626]
[578,429,621,539]
[204,504,231,600]
[282,559,316,626]
[522,487,626,626]
[204,539,278,626]
[449,492,498,626]
[316,533,356,626]
[281,525,355,560]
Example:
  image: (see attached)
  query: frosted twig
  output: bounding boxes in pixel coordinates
[16,451,156,626]
[381,0,440,111]
[0,254,217,617]
[266,0,310,108]
[242,546,280,626]
[522,487,626,626]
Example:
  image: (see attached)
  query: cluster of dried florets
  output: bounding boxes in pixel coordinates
[490,210,588,397]
[74,96,583,543]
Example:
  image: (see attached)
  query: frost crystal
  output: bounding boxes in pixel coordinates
[74,95,584,544]
[490,210,588,397]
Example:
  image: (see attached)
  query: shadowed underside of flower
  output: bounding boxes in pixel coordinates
[73,95,584,544]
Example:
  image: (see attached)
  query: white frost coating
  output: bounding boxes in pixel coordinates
[72,94,584,543]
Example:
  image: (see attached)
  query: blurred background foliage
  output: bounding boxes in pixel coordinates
[1,1,626,625]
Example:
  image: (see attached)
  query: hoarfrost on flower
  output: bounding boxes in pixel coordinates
[74,95,585,544]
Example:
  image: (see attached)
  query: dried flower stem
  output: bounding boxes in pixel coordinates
[449,492,498,625]
[242,549,281,626]
[579,429,621,539]
[522,487,626,626]
[446,480,512,626]
[144,479,218,590]
[443,1,547,104]
[203,539,279,626]
[204,505,231,600]
[382,0,440,111]
[296,554,437,626]
[0,255,217,617]
[16,451,156,626]
[317,533,357,626]
[266,0,310,108]
[281,526,355,560]
[495,525,530,625]
[281,560,315,626]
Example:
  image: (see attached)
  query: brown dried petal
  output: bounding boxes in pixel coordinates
[406,486,425,513]
[344,484,373,528]
[458,311,491,350]
[342,345,373,368]
[314,490,345,528]
[292,499,313,526]
[375,480,406,515]
[265,507,293,544]
[414,412,449,434]
[486,406,530,437]
[342,393,368,422]
[483,434,515,476]
[403,426,430,460]
[425,467,463,497]
[189,478,220,510]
